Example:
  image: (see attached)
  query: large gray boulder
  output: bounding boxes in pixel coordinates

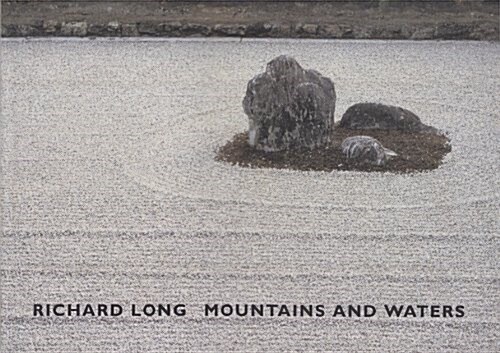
[339,103,436,133]
[243,55,336,151]
[341,136,397,166]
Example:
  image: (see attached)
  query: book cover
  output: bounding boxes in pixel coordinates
[1,1,498,352]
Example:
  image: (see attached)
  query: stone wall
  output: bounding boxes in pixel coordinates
[1,1,499,40]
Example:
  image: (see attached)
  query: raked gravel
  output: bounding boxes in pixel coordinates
[1,38,499,352]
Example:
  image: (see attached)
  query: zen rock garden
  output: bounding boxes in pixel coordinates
[217,55,451,173]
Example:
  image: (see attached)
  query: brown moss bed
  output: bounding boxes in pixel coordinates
[216,127,451,173]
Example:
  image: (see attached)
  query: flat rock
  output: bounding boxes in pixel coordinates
[106,21,121,35]
[122,24,139,36]
[42,20,59,34]
[339,103,437,133]
[341,136,397,166]
[243,55,336,151]
[60,21,88,37]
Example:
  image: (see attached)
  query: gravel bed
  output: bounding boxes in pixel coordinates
[1,38,499,352]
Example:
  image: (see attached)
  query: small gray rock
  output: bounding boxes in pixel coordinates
[60,21,88,37]
[122,24,139,36]
[137,23,158,35]
[339,103,436,133]
[107,21,121,35]
[295,23,318,35]
[87,24,105,36]
[411,27,435,40]
[12,25,36,37]
[213,24,246,36]
[180,23,211,36]
[42,20,59,34]
[158,22,182,36]
[243,55,336,151]
[318,24,342,38]
[341,136,397,166]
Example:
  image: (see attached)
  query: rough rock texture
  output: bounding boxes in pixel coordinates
[243,56,336,151]
[341,135,397,166]
[60,21,88,37]
[339,103,437,133]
